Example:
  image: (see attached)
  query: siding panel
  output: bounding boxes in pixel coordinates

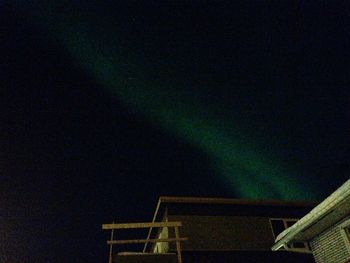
[311,226,350,263]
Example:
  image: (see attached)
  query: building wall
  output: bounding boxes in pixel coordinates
[181,251,315,263]
[167,215,275,251]
[311,225,350,263]
[113,254,177,263]
[114,251,314,263]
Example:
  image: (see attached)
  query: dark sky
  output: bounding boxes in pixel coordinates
[1,1,349,262]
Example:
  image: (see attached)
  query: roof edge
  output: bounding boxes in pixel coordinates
[272,179,350,251]
[158,196,318,207]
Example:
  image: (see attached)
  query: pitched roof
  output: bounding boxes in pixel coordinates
[272,179,350,251]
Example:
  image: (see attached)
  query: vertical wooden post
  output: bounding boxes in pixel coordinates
[108,225,115,263]
[174,226,183,263]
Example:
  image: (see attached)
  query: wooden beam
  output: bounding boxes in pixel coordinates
[143,198,163,252]
[102,221,182,230]
[174,226,182,263]
[108,227,114,263]
[107,237,187,245]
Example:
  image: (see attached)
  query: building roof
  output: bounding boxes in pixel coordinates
[272,179,350,251]
[149,196,316,222]
[155,196,316,206]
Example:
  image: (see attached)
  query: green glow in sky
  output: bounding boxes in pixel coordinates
[27,2,318,200]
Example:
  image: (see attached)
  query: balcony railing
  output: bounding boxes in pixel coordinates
[102,221,187,263]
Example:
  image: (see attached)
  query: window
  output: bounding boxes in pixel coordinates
[270,218,311,253]
[270,219,287,239]
[270,218,298,239]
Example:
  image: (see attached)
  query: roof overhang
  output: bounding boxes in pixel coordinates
[272,179,350,251]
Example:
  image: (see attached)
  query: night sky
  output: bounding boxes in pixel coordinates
[1,1,349,262]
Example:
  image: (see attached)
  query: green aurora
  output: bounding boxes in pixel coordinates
[24,2,319,200]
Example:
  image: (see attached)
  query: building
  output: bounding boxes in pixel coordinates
[103,196,317,263]
[272,179,350,263]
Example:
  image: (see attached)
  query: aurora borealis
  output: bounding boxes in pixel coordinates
[20,0,318,200]
[2,1,349,262]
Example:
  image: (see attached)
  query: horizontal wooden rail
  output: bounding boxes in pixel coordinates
[102,221,182,230]
[102,221,185,263]
[107,237,188,245]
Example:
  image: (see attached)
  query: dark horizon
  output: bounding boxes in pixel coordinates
[1,1,349,262]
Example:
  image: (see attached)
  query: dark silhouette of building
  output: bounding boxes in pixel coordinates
[103,196,317,262]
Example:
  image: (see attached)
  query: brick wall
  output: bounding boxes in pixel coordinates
[311,226,350,263]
